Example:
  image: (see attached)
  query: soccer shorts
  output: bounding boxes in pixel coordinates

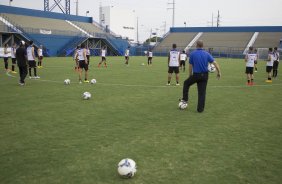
[102,57,106,61]
[168,66,179,74]
[245,67,254,74]
[12,58,17,65]
[79,60,88,71]
[266,66,273,73]
[28,60,36,68]
[273,61,279,70]
[180,60,185,66]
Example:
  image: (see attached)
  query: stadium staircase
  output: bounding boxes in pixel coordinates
[57,35,88,56]
[0,14,47,55]
[185,32,203,51]
[243,32,259,54]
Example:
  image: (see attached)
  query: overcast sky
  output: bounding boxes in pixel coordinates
[1,0,282,41]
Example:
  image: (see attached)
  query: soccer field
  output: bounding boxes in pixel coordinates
[0,56,282,184]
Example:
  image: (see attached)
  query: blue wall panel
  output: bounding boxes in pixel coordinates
[0,5,92,23]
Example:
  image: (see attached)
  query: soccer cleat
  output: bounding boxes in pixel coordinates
[265,80,272,83]
[29,76,33,79]
[84,80,89,83]
[11,71,17,74]
[79,81,82,84]
[19,82,25,86]
[35,76,40,79]
[166,83,171,86]
[176,83,180,86]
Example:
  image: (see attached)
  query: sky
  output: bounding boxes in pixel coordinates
[0,0,282,42]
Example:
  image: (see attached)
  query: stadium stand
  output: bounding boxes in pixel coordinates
[253,32,282,48]
[154,27,282,58]
[154,32,197,54]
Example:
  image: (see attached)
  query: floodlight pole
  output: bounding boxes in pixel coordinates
[137,17,139,44]
[75,0,79,16]
[167,0,176,27]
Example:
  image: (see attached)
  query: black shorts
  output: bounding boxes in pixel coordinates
[266,66,273,73]
[180,60,185,66]
[254,60,258,64]
[125,56,129,60]
[28,60,36,68]
[168,66,179,74]
[4,57,8,62]
[245,67,254,74]
[12,58,17,64]
[79,60,88,71]
[273,61,279,70]
[102,56,106,61]
[39,56,43,60]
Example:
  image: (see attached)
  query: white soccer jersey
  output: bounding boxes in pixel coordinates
[11,47,16,58]
[86,49,90,56]
[101,49,106,57]
[274,51,280,61]
[125,49,129,57]
[169,50,180,67]
[246,53,257,67]
[3,48,9,58]
[180,53,187,61]
[38,48,43,57]
[148,51,153,57]
[266,53,275,66]
[78,49,86,61]
[27,46,35,61]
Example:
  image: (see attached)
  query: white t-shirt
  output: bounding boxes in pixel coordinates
[246,53,257,67]
[148,51,153,57]
[78,49,86,61]
[125,49,129,57]
[266,53,275,66]
[169,50,180,67]
[27,46,35,61]
[86,49,90,56]
[101,49,106,57]
[11,47,16,59]
[38,48,43,57]
[180,53,187,61]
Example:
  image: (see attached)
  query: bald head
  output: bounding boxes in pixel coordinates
[196,40,204,48]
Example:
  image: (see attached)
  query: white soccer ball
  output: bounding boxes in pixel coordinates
[64,79,70,85]
[82,92,91,100]
[208,63,216,73]
[90,79,97,84]
[117,158,137,178]
[178,101,188,110]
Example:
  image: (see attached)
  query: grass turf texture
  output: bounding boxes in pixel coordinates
[0,56,282,184]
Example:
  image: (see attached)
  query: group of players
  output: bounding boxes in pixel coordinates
[245,47,280,85]
[2,41,44,85]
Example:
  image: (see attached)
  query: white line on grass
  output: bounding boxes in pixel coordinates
[5,71,282,88]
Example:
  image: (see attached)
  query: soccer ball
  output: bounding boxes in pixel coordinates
[117,158,137,178]
[90,79,97,84]
[82,92,91,100]
[208,63,216,73]
[178,100,188,110]
[64,79,70,85]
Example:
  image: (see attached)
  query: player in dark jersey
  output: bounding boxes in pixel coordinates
[16,41,28,86]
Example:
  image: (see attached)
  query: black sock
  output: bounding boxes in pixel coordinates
[34,68,37,76]
[168,81,170,84]
[29,68,32,76]
[248,80,250,83]
[12,65,15,71]
[268,77,271,80]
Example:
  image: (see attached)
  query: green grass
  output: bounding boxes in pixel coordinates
[0,56,282,184]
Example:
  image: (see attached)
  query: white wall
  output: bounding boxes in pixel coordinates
[100,6,135,42]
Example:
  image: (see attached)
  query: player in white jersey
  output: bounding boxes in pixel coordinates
[147,49,153,66]
[273,47,280,78]
[73,45,80,72]
[245,47,257,86]
[27,41,39,79]
[124,47,130,65]
[11,43,17,73]
[179,50,187,72]
[98,46,107,68]
[167,44,180,86]
[254,49,258,72]
[75,44,89,83]
[265,48,275,83]
[86,46,90,66]
[3,44,10,71]
[37,45,43,68]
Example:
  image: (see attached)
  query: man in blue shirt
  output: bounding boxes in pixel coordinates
[180,40,221,112]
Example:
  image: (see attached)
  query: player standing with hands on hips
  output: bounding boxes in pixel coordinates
[180,40,221,113]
